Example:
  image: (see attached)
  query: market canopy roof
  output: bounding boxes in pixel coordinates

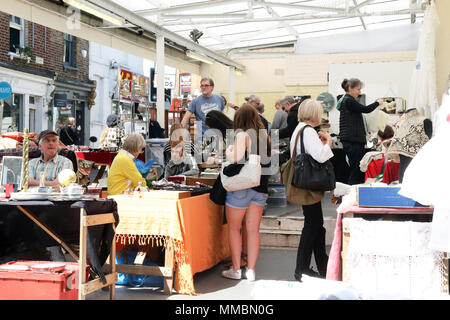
[107,0,425,53]
[18,0,425,68]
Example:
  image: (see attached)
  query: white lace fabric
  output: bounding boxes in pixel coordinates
[344,218,447,298]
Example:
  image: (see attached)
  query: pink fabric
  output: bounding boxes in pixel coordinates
[326,212,343,280]
[325,205,433,281]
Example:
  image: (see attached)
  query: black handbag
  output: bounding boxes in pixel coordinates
[291,125,336,191]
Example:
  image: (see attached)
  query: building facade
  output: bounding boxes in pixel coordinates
[0,10,93,144]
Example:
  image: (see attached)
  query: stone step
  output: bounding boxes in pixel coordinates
[259,216,336,248]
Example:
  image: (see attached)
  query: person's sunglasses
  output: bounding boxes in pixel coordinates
[200,84,211,88]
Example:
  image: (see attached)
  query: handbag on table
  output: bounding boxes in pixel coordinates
[291,125,336,192]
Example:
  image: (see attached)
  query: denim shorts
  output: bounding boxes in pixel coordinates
[225,188,268,210]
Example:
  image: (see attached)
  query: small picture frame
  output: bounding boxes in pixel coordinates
[1,156,23,186]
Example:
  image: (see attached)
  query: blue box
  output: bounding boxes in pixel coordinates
[357,186,428,208]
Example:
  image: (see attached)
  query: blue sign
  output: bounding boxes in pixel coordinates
[0,82,12,100]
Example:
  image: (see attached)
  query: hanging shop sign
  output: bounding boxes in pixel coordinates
[118,69,150,104]
[180,73,191,93]
[0,81,12,100]
[153,72,176,90]
[119,69,133,101]
[53,93,67,108]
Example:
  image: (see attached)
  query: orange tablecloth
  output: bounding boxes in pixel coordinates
[111,193,229,295]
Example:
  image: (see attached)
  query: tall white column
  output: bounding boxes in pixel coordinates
[156,34,165,129]
[229,66,235,104]
[200,62,209,78]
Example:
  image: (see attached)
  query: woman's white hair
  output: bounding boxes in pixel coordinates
[297,99,323,124]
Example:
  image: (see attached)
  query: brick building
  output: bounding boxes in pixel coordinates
[0,10,94,144]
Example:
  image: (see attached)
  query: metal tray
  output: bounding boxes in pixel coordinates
[10,192,61,201]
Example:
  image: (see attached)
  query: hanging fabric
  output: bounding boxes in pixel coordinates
[408,1,440,119]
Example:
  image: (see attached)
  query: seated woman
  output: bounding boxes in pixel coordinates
[163,123,197,166]
[107,132,147,195]
[163,139,199,179]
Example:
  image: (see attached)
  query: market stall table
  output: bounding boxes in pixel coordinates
[327,205,435,282]
[326,205,450,297]
[0,197,118,300]
[110,190,229,295]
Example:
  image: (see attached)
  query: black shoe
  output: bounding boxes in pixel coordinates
[294,273,302,282]
[303,268,321,278]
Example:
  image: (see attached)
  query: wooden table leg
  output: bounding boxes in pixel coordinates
[78,208,87,300]
[110,233,116,300]
[163,244,174,295]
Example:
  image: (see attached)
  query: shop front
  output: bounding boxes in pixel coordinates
[0,66,50,135]
[53,78,95,146]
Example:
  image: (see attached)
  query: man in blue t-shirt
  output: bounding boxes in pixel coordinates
[181,77,225,137]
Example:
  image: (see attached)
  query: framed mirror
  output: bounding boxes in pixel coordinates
[1,156,23,186]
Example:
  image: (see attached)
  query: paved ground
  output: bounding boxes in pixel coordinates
[87,247,305,300]
[86,191,339,300]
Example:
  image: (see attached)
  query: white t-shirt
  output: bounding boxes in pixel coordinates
[290,122,333,163]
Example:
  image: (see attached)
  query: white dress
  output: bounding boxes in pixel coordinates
[399,92,450,252]
[408,1,440,119]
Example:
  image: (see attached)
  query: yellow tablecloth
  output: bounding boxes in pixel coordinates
[111,192,229,295]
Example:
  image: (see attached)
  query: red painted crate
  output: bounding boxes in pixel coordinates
[0,261,89,300]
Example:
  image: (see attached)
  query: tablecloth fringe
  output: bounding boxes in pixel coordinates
[115,233,196,295]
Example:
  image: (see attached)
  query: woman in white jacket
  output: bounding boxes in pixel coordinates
[290,99,333,282]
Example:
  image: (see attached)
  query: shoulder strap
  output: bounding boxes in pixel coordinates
[299,125,312,154]
[64,126,74,144]
[292,125,308,158]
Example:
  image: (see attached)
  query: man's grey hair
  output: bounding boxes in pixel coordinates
[280,96,295,106]
[247,94,260,103]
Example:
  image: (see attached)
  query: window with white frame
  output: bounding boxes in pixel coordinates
[29,96,36,133]
[9,15,24,53]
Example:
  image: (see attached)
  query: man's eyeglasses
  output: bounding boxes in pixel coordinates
[200,84,212,88]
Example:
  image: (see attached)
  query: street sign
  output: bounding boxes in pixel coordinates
[0,81,12,100]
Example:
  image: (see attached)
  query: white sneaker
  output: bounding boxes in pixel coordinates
[245,268,256,281]
[221,267,242,280]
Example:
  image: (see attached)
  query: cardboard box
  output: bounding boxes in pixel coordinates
[357,186,428,208]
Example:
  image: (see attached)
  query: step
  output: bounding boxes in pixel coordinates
[260,229,301,248]
[259,216,336,248]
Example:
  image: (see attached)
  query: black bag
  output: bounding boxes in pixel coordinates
[209,175,226,206]
[148,120,166,138]
[291,125,336,191]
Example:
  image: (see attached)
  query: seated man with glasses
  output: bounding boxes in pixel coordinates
[180,77,225,138]
[107,132,147,195]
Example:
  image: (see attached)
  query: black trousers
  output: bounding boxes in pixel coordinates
[342,141,366,185]
[295,201,328,277]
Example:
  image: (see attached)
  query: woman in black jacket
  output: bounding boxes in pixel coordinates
[338,78,383,185]
[58,117,80,146]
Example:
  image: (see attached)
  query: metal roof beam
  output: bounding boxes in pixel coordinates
[352,0,367,30]
[82,0,245,70]
[161,13,248,19]
[261,1,347,13]
[134,0,245,16]
[262,1,299,38]
[162,8,424,26]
